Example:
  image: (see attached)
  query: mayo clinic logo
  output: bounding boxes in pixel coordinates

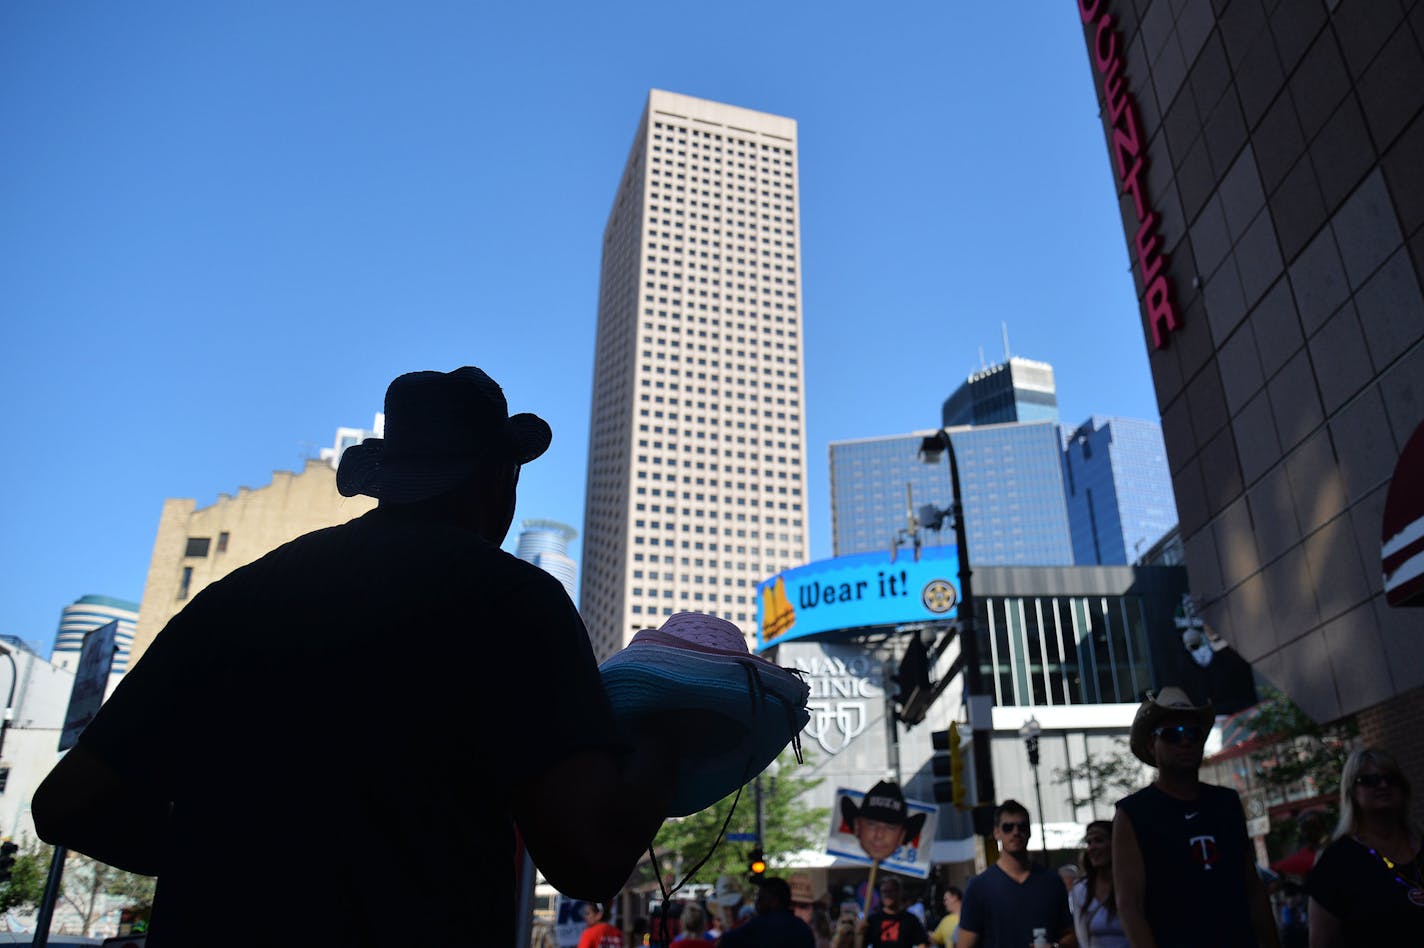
[921,579,957,614]
[793,654,882,756]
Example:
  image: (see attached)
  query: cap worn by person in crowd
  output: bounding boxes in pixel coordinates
[1128,686,1215,766]
[337,366,552,503]
[712,875,745,907]
[599,611,811,817]
[840,780,928,839]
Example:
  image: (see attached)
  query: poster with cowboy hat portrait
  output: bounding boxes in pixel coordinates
[827,781,937,878]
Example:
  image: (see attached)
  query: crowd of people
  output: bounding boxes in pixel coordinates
[581,687,1420,948]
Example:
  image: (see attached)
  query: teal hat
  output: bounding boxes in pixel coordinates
[600,612,810,816]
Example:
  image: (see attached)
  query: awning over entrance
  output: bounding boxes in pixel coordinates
[1383,419,1424,607]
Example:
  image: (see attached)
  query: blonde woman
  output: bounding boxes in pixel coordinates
[1307,747,1424,946]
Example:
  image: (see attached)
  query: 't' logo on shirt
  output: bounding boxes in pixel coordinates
[1189,834,1219,870]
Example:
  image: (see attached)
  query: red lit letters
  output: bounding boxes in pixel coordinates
[1080,0,1182,349]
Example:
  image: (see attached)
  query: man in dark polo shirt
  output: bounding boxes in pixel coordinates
[34,367,682,946]
[957,800,1074,947]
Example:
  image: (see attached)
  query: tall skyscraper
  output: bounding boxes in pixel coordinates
[515,519,578,600]
[52,594,139,681]
[580,90,808,660]
[941,356,1059,428]
[829,423,1075,566]
[1062,416,1178,566]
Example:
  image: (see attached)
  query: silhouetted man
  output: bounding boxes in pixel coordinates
[35,367,680,946]
[719,877,815,948]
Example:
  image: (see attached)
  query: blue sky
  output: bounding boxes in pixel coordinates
[0,2,1153,654]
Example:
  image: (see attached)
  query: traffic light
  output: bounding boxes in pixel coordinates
[0,840,17,883]
[748,847,766,879]
[892,636,932,725]
[931,724,966,809]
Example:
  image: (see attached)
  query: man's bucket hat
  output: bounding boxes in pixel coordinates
[599,612,810,817]
[337,366,551,503]
[840,780,927,840]
[1129,686,1215,766]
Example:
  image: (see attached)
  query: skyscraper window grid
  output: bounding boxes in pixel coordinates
[580,91,808,661]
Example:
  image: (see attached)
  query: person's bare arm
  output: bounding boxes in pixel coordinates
[513,713,681,901]
[1244,852,1281,948]
[1307,896,1344,948]
[1112,809,1156,948]
[955,929,978,948]
[32,743,167,876]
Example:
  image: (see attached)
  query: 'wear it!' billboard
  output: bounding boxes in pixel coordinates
[755,547,960,651]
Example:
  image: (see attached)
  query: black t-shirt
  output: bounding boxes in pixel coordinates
[80,508,620,946]
[1115,783,1256,947]
[1307,835,1424,945]
[958,863,1071,947]
[864,907,930,947]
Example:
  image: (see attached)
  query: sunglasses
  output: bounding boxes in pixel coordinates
[1152,725,1204,744]
[999,820,1031,835]
[1355,773,1400,789]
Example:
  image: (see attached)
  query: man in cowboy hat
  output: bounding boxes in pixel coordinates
[844,780,928,862]
[956,799,1074,948]
[34,366,681,946]
[1113,687,1280,948]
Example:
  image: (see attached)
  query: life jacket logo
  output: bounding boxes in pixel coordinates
[1189,834,1219,870]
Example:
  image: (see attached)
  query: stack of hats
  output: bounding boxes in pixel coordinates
[600,612,811,816]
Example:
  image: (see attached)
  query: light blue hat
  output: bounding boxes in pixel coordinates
[600,612,811,816]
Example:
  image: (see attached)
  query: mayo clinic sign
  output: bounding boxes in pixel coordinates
[755,546,961,649]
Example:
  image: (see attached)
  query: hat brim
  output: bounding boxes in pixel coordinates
[840,798,927,843]
[600,646,810,817]
[336,414,551,502]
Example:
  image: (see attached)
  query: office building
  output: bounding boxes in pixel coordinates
[52,594,139,681]
[941,356,1060,428]
[1075,1,1424,799]
[579,90,808,660]
[829,423,1076,566]
[515,519,579,600]
[1062,416,1179,564]
[130,460,375,664]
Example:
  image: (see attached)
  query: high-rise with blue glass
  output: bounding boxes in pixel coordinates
[941,357,1059,428]
[515,519,579,601]
[830,422,1076,565]
[1061,417,1178,566]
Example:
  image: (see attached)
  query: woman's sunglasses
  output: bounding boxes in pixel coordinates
[1355,773,1400,789]
[1152,725,1205,744]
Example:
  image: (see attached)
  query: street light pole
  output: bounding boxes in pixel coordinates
[1020,716,1048,856]
[919,431,995,850]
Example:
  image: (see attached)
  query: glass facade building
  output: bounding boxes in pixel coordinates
[829,422,1075,566]
[941,357,1060,428]
[515,519,579,601]
[1062,416,1179,565]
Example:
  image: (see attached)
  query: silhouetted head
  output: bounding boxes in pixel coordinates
[337,366,550,544]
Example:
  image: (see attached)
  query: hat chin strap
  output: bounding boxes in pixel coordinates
[646,662,808,937]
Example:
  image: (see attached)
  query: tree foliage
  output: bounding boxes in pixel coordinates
[1050,738,1148,810]
[1247,686,1356,799]
[0,840,155,936]
[0,838,50,914]
[645,750,828,890]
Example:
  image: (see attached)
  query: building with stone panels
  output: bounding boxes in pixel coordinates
[130,459,375,664]
[580,90,808,660]
[1074,0,1424,807]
